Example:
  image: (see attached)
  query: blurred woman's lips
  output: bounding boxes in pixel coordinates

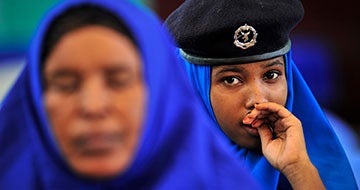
[72,132,123,155]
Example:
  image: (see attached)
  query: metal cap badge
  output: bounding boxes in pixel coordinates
[233,24,257,49]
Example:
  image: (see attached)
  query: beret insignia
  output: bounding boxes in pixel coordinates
[233,24,257,49]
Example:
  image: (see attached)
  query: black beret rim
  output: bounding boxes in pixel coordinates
[180,40,291,65]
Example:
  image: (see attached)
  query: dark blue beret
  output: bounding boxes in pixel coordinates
[164,0,304,65]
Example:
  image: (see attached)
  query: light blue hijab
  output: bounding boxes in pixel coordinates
[182,49,358,189]
[0,0,261,189]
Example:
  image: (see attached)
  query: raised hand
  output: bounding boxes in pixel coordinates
[243,102,325,189]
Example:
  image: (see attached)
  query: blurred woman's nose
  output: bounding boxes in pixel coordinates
[79,77,108,118]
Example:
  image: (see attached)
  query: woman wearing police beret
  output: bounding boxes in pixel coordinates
[165,0,358,189]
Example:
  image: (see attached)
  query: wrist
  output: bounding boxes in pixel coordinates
[282,159,325,189]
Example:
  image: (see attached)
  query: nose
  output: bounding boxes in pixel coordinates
[244,80,268,110]
[79,78,108,119]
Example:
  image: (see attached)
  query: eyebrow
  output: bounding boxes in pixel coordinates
[213,66,244,77]
[213,59,285,77]
[48,63,133,75]
[48,69,78,79]
[263,60,284,68]
[104,64,133,75]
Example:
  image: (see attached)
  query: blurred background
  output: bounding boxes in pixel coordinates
[1,0,359,137]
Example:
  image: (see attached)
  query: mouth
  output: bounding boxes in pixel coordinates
[72,132,123,156]
[241,122,259,136]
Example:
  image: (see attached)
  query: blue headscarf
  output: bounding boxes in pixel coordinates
[0,0,261,189]
[182,49,358,189]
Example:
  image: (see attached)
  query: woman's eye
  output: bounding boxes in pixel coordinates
[108,78,129,88]
[46,77,79,93]
[58,84,77,92]
[50,81,78,93]
[222,76,241,85]
[45,71,80,93]
[264,71,280,80]
[107,74,133,89]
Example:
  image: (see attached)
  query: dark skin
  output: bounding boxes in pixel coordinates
[210,57,288,150]
[210,56,325,189]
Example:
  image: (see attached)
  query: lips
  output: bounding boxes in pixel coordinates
[241,123,259,136]
[72,132,123,155]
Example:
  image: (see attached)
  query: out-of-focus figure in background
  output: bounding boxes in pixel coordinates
[0,0,260,189]
[291,34,360,186]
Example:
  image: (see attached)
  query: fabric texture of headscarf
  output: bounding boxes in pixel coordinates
[182,49,358,189]
[0,0,261,189]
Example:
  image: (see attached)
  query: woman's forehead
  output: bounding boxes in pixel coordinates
[212,56,285,69]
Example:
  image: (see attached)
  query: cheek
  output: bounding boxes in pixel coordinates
[44,92,75,125]
[210,87,241,124]
[211,92,226,115]
[44,92,77,144]
[272,81,288,106]
[113,86,147,131]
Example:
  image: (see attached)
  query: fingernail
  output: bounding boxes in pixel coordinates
[252,120,257,127]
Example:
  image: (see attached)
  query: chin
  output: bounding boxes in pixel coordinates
[70,154,130,179]
[235,138,262,151]
[86,170,122,179]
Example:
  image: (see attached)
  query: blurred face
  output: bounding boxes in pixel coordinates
[210,57,287,150]
[43,26,147,179]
